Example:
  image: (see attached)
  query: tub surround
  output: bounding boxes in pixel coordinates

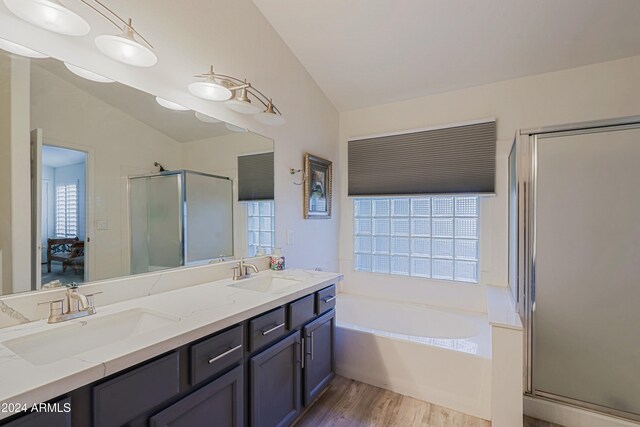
[334,285,524,427]
[486,285,523,427]
[0,268,342,421]
[335,292,492,420]
[486,285,523,331]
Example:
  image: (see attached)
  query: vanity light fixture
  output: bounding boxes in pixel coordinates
[3,0,90,36]
[189,65,285,126]
[4,0,157,67]
[0,37,49,58]
[188,66,233,101]
[225,123,248,133]
[155,97,189,111]
[94,18,157,67]
[255,100,286,126]
[224,83,261,115]
[194,111,221,124]
[64,62,114,83]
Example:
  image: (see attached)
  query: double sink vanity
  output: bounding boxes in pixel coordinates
[0,263,341,427]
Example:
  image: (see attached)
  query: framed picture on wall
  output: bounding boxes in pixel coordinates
[303,153,333,219]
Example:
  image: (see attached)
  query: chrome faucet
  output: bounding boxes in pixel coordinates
[38,283,102,324]
[67,283,90,311]
[232,257,259,280]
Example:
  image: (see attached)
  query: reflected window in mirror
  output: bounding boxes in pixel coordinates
[246,201,275,257]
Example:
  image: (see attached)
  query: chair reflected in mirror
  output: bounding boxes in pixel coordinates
[45,238,85,284]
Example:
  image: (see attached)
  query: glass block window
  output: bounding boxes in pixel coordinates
[246,200,275,257]
[354,196,479,283]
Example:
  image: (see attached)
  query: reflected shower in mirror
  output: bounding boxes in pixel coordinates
[0,49,274,296]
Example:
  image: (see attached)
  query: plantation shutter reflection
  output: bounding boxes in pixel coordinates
[238,152,274,201]
[348,121,496,196]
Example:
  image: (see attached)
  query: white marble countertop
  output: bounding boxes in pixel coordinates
[0,269,342,420]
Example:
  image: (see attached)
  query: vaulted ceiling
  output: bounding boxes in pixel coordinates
[253,0,640,111]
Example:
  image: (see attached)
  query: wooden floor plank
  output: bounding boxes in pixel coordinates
[295,376,490,427]
[295,376,566,427]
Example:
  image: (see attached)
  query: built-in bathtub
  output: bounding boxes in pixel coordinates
[336,293,492,420]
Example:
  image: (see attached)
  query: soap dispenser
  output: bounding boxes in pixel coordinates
[270,247,285,271]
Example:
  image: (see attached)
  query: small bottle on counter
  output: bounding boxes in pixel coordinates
[270,247,285,271]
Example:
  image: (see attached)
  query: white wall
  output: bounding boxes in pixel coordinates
[0,55,30,295]
[338,55,640,312]
[0,0,340,273]
[0,53,12,295]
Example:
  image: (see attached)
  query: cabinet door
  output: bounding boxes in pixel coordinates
[149,365,243,427]
[302,309,335,406]
[250,332,301,427]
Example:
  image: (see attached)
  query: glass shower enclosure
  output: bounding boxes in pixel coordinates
[129,170,233,274]
[510,116,640,422]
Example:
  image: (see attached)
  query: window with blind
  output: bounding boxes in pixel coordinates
[348,120,496,196]
[354,196,479,283]
[348,121,494,284]
[56,183,78,238]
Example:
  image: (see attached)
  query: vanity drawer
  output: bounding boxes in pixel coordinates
[190,324,243,385]
[249,306,286,352]
[316,285,337,315]
[93,352,180,427]
[288,294,315,330]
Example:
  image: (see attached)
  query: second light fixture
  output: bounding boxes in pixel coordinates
[189,66,285,126]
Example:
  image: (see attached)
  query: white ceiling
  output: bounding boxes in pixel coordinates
[253,0,640,111]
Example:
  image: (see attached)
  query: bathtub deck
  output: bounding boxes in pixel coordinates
[295,375,491,427]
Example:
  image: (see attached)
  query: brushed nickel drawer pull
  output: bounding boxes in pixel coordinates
[261,322,285,336]
[208,344,242,364]
[322,295,336,303]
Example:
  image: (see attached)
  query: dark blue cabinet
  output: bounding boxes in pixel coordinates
[93,352,180,427]
[250,332,302,427]
[149,365,244,427]
[303,309,335,406]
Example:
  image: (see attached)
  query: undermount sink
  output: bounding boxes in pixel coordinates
[229,275,303,293]
[2,308,179,366]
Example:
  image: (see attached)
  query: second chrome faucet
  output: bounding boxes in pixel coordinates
[232,258,259,280]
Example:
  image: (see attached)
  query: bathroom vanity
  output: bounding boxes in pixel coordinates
[0,270,339,427]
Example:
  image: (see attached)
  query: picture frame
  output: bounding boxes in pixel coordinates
[303,153,333,219]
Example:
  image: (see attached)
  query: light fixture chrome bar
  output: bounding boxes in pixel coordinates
[78,0,154,48]
[190,65,285,123]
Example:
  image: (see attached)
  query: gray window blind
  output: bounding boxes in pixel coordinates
[348,121,496,196]
[238,152,274,201]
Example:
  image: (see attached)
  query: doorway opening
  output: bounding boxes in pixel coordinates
[40,145,88,287]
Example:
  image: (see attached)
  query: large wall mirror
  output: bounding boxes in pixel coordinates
[0,50,275,296]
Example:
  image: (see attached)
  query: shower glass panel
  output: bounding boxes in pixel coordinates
[185,172,233,263]
[129,171,233,275]
[130,174,183,274]
[533,126,640,419]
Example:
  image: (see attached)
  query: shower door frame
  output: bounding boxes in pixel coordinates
[517,115,640,423]
[128,170,234,271]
